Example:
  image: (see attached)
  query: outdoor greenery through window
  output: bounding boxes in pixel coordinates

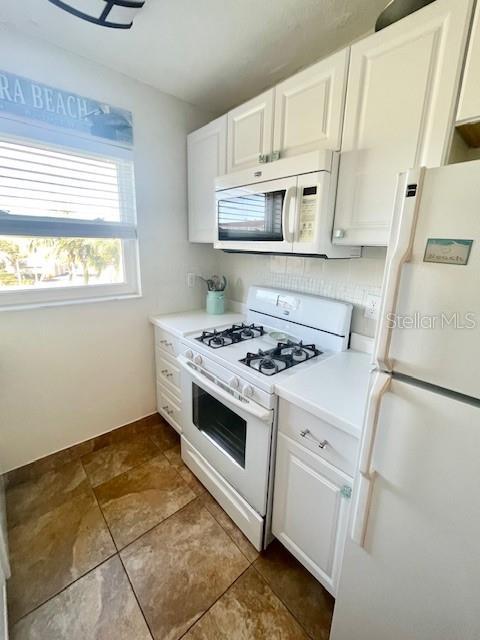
[0,136,138,306]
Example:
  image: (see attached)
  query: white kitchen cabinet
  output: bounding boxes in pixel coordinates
[272,432,353,596]
[227,89,275,172]
[333,0,473,246]
[457,2,480,124]
[273,48,349,159]
[154,327,182,433]
[187,116,227,243]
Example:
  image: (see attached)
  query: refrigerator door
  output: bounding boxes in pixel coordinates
[332,377,480,640]
[375,160,480,399]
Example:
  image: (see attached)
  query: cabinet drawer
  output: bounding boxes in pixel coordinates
[157,382,182,434]
[154,327,180,358]
[155,350,181,397]
[278,399,358,476]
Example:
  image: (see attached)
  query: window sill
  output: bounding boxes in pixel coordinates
[0,292,142,312]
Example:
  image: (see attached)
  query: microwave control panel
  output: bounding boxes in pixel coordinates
[298,186,317,242]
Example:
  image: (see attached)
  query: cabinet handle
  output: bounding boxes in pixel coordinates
[166,372,173,378]
[258,154,269,164]
[161,369,168,375]
[162,405,169,411]
[271,150,281,161]
[300,429,328,449]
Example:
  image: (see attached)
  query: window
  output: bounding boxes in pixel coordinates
[0,136,139,308]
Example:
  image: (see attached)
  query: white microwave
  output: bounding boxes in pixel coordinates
[214,150,360,258]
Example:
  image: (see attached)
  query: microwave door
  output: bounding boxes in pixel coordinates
[215,176,297,253]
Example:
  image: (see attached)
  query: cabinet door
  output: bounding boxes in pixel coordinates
[273,49,349,159]
[334,0,473,246]
[227,89,274,173]
[272,432,352,596]
[187,116,227,243]
[457,3,480,124]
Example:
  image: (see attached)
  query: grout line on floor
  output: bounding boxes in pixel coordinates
[250,561,317,640]
[200,495,257,567]
[117,552,155,640]
[10,553,118,629]
[88,481,155,638]
[178,564,252,639]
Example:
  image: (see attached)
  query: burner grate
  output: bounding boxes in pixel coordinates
[240,340,322,376]
[196,323,265,349]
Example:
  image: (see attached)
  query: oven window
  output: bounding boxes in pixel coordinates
[192,383,247,467]
[218,190,285,241]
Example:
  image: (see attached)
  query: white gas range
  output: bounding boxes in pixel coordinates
[178,286,353,550]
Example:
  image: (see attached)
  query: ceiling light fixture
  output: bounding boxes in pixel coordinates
[47,0,146,29]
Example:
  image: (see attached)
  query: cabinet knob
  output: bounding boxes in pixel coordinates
[333,229,345,239]
[341,485,352,499]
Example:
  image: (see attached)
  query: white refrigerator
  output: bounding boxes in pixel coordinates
[331,160,480,640]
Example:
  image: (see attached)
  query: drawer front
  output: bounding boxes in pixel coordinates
[154,327,180,357]
[156,350,181,397]
[278,399,358,476]
[157,382,182,434]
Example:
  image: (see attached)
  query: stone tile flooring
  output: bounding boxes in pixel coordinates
[6,417,334,639]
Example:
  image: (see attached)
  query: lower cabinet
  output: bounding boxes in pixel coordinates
[154,326,182,434]
[272,432,353,596]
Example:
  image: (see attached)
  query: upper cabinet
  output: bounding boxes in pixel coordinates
[457,2,480,124]
[227,90,275,173]
[187,115,227,243]
[226,48,349,173]
[333,0,474,246]
[273,49,349,159]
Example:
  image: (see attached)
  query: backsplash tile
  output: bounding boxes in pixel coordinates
[218,250,386,338]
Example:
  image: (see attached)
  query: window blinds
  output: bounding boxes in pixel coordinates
[0,137,137,239]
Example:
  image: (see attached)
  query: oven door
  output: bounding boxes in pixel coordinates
[179,356,274,515]
[214,177,297,253]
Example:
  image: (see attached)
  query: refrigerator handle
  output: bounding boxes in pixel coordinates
[351,371,391,547]
[374,167,425,371]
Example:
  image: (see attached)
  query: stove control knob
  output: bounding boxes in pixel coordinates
[185,349,194,360]
[229,376,240,390]
[193,354,203,366]
[243,384,254,398]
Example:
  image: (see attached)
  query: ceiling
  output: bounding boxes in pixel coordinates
[0,0,388,115]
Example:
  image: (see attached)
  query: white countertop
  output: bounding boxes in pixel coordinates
[150,310,245,338]
[274,350,373,438]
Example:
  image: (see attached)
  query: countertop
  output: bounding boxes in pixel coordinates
[150,310,245,338]
[274,350,372,438]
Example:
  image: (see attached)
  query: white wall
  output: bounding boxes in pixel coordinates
[0,27,217,472]
[218,248,386,338]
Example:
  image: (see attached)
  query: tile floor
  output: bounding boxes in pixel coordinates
[5,418,334,639]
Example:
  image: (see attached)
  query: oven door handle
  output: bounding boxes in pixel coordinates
[178,356,273,423]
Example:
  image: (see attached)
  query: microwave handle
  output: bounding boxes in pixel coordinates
[283,186,297,243]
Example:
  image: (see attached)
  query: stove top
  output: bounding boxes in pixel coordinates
[196,323,265,349]
[240,341,323,376]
